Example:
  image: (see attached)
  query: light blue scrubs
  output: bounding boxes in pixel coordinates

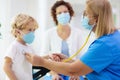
[80,30,120,80]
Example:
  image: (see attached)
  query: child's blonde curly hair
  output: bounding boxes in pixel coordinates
[11,13,38,37]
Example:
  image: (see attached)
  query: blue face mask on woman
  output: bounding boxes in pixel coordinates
[22,32,35,44]
[57,12,70,25]
[81,16,93,30]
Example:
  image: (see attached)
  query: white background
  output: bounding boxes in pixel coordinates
[0,0,120,80]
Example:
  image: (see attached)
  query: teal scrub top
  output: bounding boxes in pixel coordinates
[80,30,120,80]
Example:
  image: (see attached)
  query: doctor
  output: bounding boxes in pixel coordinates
[25,0,120,80]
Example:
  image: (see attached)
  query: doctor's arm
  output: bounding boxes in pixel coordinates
[25,53,93,76]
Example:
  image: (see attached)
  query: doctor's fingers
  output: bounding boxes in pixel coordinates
[25,53,33,63]
[52,55,61,61]
[49,54,61,61]
[54,57,61,62]
[52,53,68,60]
[25,53,40,66]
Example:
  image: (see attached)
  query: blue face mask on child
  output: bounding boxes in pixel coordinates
[22,32,35,44]
[81,16,93,30]
[57,12,70,25]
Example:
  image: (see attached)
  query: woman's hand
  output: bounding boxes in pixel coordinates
[52,74,63,80]
[25,53,44,66]
[50,71,63,80]
[70,76,80,80]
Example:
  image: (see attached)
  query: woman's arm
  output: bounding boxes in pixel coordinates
[25,53,93,76]
[3,57,17,80]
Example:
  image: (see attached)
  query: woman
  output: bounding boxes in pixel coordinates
[25,0,120,80]
[43,1,84,80]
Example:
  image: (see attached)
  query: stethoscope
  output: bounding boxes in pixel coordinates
[63,29,93,62]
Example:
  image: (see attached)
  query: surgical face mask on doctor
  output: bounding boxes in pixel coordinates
[21,32,35,44]
[81,16,95,30]
[57,12,70,25]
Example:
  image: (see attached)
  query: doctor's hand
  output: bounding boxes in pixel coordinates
[49,53,62,62]
[50,53,68,61]
[25,53,44,66]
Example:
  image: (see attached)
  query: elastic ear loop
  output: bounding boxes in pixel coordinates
[63,30,92,62]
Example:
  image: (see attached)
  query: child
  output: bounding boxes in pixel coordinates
[3,14,39,80]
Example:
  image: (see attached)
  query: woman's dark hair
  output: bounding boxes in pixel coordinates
[51,0,74,25]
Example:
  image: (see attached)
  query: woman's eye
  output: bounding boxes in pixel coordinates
[58,12,62,14]
[64,11,68,13]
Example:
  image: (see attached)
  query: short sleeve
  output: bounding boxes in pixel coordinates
[5,45,17,60]
[80,40,114,73]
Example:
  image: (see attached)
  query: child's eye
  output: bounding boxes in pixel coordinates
[29,29,32,31]
[29,28,35,32]
[33,29,35,31]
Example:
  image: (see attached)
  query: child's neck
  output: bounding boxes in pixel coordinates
[17,38,26,46]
